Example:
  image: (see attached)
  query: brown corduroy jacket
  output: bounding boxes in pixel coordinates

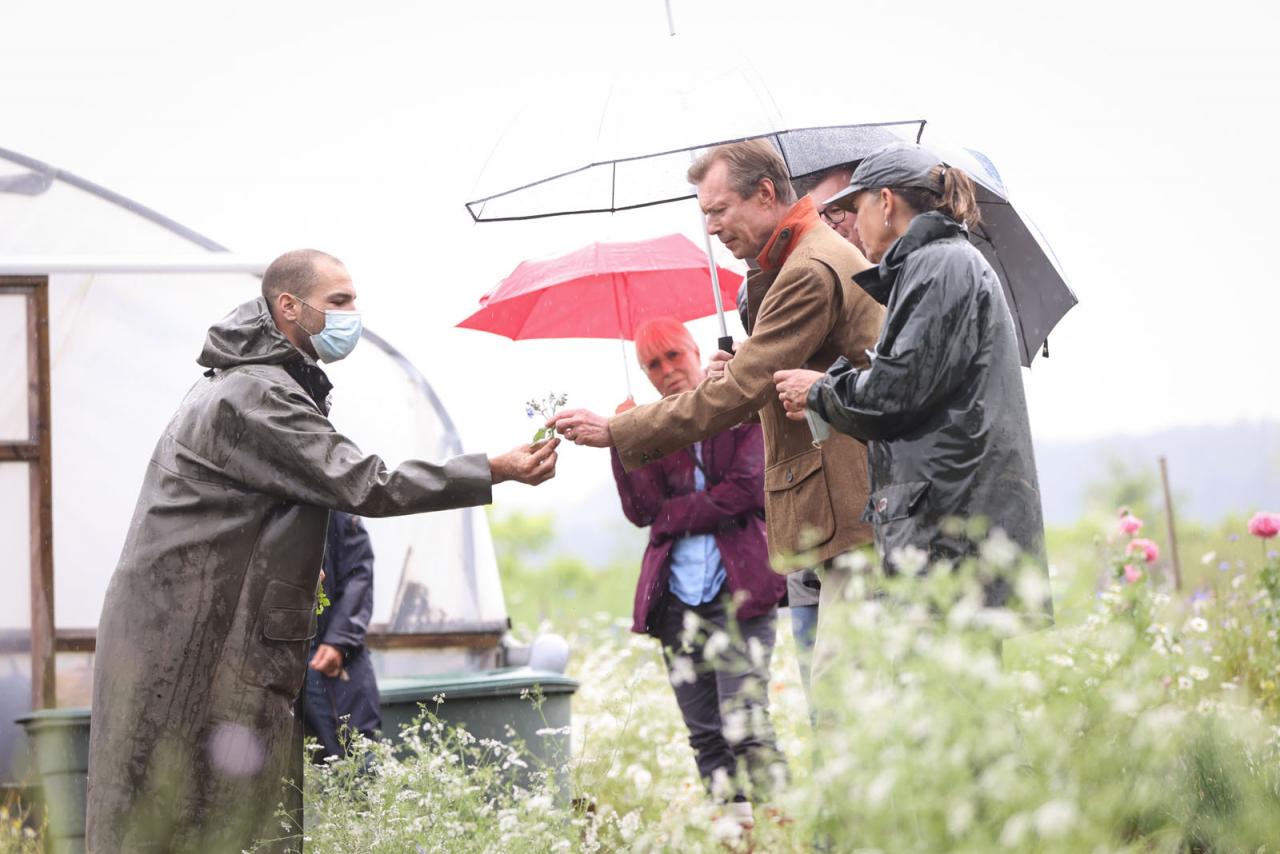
[611,205,886,565]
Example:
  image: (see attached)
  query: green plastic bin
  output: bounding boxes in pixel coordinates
[378,668,578,787]
[15,668,577,851]
[16,707,91,854]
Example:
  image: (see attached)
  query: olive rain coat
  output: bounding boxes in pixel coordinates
[87,297,494,853]
[808,212,1050,617]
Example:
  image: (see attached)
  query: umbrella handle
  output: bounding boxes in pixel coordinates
[717,335,735,355]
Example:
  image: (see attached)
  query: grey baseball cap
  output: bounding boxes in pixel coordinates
[824,142,946,208]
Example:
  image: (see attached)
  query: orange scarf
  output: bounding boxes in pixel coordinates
[755,196,819,272]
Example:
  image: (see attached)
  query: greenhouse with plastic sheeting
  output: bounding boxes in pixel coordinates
[0,145,519,790]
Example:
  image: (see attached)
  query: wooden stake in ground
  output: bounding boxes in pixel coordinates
[1159,456,1183,591]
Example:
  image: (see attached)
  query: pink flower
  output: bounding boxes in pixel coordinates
[1118,514,1144,536]
[1126,538,1160,564]
[1247,512,1280,539]
[1123,564,1143,584]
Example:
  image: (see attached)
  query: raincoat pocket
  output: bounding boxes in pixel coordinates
[241,579,318,698]
[764,448,835,554]
[862,480,932,567]
[862,481,931,525]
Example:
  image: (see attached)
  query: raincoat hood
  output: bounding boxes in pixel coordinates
[198,296,302,370]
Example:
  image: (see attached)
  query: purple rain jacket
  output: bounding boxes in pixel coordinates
[610,421,785,636]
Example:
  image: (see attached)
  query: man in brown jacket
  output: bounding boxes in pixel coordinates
[551,141,885,671]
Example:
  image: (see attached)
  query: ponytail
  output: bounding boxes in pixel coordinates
[937,166,982,230]
[888,165,983,230]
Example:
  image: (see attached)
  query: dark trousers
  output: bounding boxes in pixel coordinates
[655,591,784,802]
[302,648,382,762]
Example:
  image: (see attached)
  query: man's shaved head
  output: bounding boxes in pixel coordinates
[262,249,345,312]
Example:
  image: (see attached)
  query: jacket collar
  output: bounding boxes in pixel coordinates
[284,358,334,415]
[755,196,819,273]
[852,211,966,305]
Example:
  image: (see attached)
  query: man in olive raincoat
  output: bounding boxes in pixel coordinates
[86,249,559,853]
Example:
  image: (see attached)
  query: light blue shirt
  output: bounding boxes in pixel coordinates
[667,443,728,606]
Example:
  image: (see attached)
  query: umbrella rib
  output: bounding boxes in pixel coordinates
[463,119,927,213]
[467,194,700,223]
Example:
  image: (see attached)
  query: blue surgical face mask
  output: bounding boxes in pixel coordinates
[291,295,362,363]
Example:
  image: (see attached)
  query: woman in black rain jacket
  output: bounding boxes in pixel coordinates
[774,141,1050,623]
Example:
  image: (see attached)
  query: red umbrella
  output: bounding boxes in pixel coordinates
[457,233,743,394]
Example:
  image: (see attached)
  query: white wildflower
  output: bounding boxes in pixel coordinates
[747,636,765,667]
[1047,654,1075,669]
[947,800,975,837]
[1233,574,1247,589]
[866,769,896,807]
[1015,567,1051,610]
[1109,690,1140,716]
[1188,665,1210,681]
[1135,706,1185,747]
[945,594,979,630]
[1201,551,1217,565]
[1034,799,1078,838]
[999,812,1030,847]
[709,768,733,800]
[619,810,641,842]
[626,763,652,792]
[668,655,697,687]
[722,710,747,745]
[525,794,554,812]
[833,548,871,573]
[1186,617,1209,633]
[981,528,1020,568]
[703,630,730,662]
[975,606,1023,637]
[710,814,744,844]
[889,544,929,576]
[681,610,700,647]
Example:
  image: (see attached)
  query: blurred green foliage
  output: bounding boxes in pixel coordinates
[488,508,637,631]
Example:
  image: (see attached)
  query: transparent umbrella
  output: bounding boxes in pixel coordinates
[465,48,1073,363]
[465,51,923,350]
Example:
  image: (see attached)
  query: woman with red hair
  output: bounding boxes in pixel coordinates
[611,316,787,824]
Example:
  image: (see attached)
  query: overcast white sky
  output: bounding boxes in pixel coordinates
[3,0,1278,511]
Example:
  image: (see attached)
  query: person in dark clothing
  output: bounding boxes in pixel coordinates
[774,142,1051,622]
[304,512,381,760]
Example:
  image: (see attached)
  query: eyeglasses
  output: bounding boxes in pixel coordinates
[819,206,847,226]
